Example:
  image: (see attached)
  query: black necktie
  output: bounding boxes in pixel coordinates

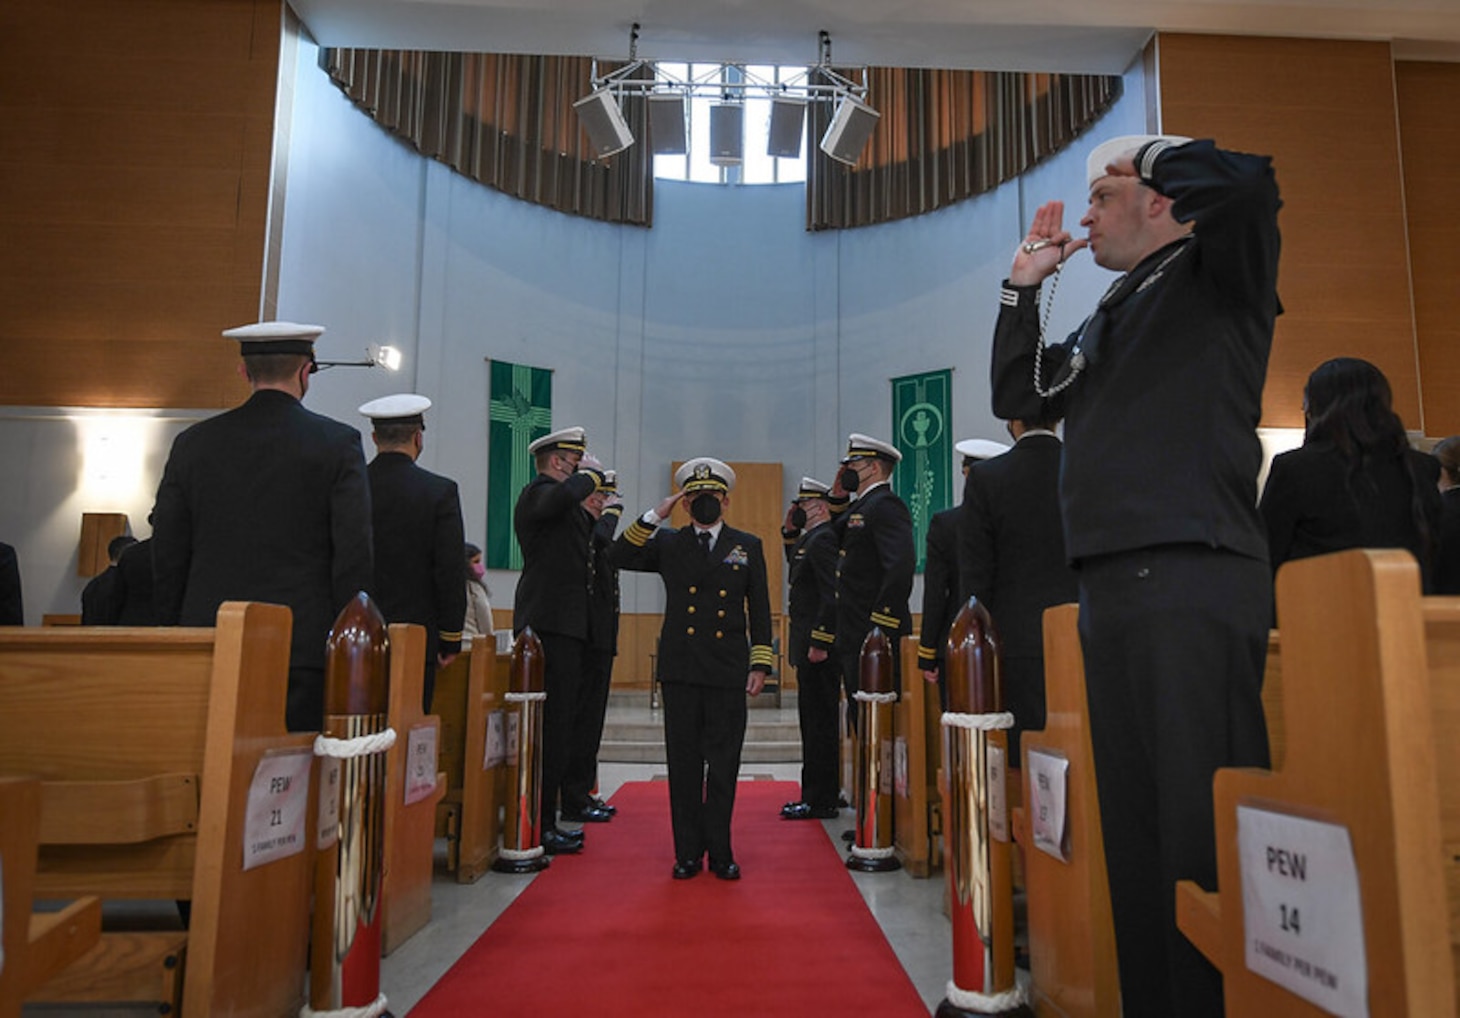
[698,531,712,558]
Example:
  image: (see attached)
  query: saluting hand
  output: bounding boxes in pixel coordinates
[653,490,684,519]
[1010,200,1086,287]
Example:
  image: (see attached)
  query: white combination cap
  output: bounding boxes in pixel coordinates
[222,320,325,356]
[955,438,1011,462]
[843,433,902,463]
[527,427,587,456]
[1086,134,1191,188]
[359,393,431,426]
[675,457,736,493]
[795,477,832,501]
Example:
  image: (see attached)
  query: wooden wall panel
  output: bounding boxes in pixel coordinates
[1155,35,1417,430]
[0,0,282,409]
[1397,62,1460,438]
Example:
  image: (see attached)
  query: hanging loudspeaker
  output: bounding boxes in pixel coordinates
[573,90,634,157]
[647,94,688,155]
[819,95,880,166]
[709,103,743,167]
[767,97,807,158]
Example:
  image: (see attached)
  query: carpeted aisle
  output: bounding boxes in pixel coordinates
[408,780,929,1017]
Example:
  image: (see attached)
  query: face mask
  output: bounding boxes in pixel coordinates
[690,492,722,526]
[469,562,486,581]
[839,466,861,493]
[789,506,808,530]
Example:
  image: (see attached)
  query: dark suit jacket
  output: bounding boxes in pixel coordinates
[1436,487,1460,595]
[152,388,375,672]
[0,542,22,625]
[832,483,915,658]
[114,538,161,625]
[80,565,123,625]
[785,522,838,668]
[1260,440,1442,592]
[512,471,596,640]
[588,506,622,654]
[917,507,961,669]
[960,433,1078,660]
[368,451,468,663]
[613,518,774,689]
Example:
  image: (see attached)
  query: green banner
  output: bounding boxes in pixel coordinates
[486,360,553,570]
[891,368,953,573]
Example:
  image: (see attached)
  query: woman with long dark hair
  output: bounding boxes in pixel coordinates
[1260,357,1441,592]
[461,542,496,648]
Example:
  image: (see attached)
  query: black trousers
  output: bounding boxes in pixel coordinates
[795,656,841,809]
[838,643,901,731]
[660,681,747,866]
[563,647,615,810]
[1078,545,1270,1018]
[285,665,324,733]
[536,631,587,831]
[1003,654,1048,764]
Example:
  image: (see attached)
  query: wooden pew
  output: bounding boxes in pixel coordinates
[381,622,447,955]
[0,604,316,1015]
[0,777,101,1017]
[432,646,510,882]
[1177,549,1458,1015]
[894,634,943,876]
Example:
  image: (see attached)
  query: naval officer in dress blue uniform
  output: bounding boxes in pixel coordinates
[152,321,374,732]
[832,433,916,706]
[612,458,775,880]
[359,394,468,714]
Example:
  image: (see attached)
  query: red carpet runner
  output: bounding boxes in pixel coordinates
[408,780,929,1017]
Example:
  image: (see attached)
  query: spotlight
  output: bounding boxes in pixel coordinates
[647,93,688,155]
[709,103,744,167]
[573,89,635,157]
[819,94,880,166]
[374,345,402,371]
[767,97,807,158]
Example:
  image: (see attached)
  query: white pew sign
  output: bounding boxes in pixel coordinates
[404,724,438,805]
[1238,804,1367,1016]
[244,749,312,870]
[1026,749,1070,862]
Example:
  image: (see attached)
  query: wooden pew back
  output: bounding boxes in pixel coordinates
[0,604,316,1016]
[431,646,509,882]
[1176,550,1456,1015]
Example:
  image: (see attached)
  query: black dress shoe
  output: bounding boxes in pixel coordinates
[671,860,702,880]
[782,802,839,820]
[589,796,618,815]
[710,860,741,881]
[840,829,855,843]
[542,828,583,854]
[560,803,613,823]
[551,825,585,843]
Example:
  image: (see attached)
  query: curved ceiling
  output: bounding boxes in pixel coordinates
[288,0,1460,75]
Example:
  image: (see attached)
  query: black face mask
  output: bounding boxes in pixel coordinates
[839,466,861,493]
[789,505,808,530]
[690,493,722,526]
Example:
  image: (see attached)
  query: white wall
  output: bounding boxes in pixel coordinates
[0,42,1148,623]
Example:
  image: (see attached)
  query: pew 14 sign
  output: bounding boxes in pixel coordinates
[1238,804,1368,1017]
[405,725,438,806]
[1026,749,1069,862]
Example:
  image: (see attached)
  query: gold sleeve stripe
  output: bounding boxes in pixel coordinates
[625,519,655,547]
[811,629,835,645]
[870,611,900,629]
[749,646,776,667]
[916,645,937,663]
[440,629,464,641]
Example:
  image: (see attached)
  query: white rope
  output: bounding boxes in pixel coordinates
[505,691,547,703]
[853,690,898,704]
[313,728,397,759]
[944,973,1029,1013]
[941,711,1015,731]
[300,991,390,1018]
[848,844,897,860]
[498,845,545,861]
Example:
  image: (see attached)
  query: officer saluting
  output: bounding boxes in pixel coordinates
[612,458,774,881]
